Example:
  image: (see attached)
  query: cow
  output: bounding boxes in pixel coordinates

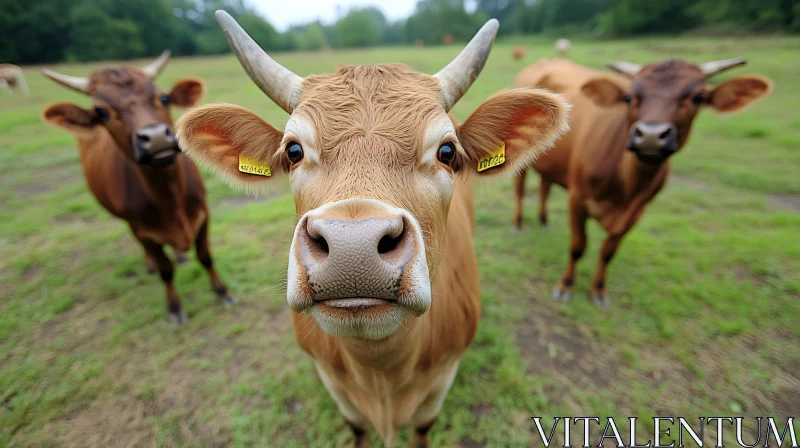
[41,51,235,323]
[0,64,30,95]
[176,11,569,447]
[512,45,527,61]
[555,39,571,57]
[513,57,772,307]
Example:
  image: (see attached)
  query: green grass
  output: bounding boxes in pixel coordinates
[1,36,799,447]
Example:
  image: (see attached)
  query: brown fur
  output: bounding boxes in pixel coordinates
[513,58,772,305]
[177,63,569,444]
[42,65,232,321]
[512,46,527,61]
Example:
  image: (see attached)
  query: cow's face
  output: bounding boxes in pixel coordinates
[42,52,204,167]
[580,58,772,165]
[177,13,569,340]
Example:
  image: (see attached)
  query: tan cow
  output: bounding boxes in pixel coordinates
[555,39,571,57]
[0,64,30,95]
[177,11,569,447]
[41,52,234,323]
[512,45,527,61]
[513,58,772,307]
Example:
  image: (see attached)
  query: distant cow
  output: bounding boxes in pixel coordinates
[442,33,455,45]
[0,64,30,95]
[555,38,571,57]
[177,12,568,446]
[514,58,771,307]
[512,45,527,61]
[41,51,234,323]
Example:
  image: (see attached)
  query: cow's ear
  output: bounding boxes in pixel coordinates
[457,88,569,176]
[42,103,99,136]
[176,104,287,195]
[169,77,205,108]
[708,76,772,114]
[581,77,628,108]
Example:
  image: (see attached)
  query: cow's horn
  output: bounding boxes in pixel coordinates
[701,58,746,78]
[142,50,171,79]
[42,69,90,94]
[215,10,302,114]
[434,19,499,111]
[606,61,642,77]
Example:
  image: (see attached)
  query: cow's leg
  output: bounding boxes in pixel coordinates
[195,217,235,306]
[513,169,527,230]
[141,240,185,323]
[553,193,587,302]
[411,419,437,448]
[590,233,623,308]
[0,80,10,95]
[346,420,372,448]
[144,251,157,275]
[538,177,552,227]
[17,75,30,96]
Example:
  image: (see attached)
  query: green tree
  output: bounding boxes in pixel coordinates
[67,3,145,62]
[335,8,382,48]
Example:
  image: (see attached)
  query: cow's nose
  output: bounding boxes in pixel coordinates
[134,124,177,155]
[628,121,678,153]
[297,214,415,301]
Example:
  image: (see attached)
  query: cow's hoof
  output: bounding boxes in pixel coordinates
[146,260,157,275]
[539,216,548,228]
[175,252,189,264]
[591,293,611,308]
[168,312,188,324]
[552,286,572,302]
[220,295,237,307]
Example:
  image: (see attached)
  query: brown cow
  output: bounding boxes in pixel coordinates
[41,51,234,323]
[513,58,772,307]
[512,45,527,61]
[177,12,568,446]
[0,64,30,95]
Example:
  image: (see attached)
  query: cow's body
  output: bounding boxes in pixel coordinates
[513,57,771,306]
[42,55,234,322]
[0,64,29,95]
[295,174,480,442]
[512,45,526,61]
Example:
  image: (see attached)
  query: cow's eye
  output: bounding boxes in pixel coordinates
[692,92,706,106]
[94,107,110,122]
[286,142,304,164]
[160,94,170,106]
[623,94,633,104]
[437,142,456,166]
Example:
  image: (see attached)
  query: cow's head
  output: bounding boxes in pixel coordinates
[42,51,204,167]
[580,58,772,165]
[177,12,569,340]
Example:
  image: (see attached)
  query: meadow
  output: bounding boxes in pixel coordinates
[1,35,799,447]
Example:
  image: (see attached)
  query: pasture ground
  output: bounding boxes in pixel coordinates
[1,36,799,447]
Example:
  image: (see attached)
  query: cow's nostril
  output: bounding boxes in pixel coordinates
[659,128,671,139]
[311,235,329,254]
[378,233,403,254]
[138,134,151,143]
[633,128,643,138]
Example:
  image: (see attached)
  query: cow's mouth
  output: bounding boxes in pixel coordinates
[319,298,394,309]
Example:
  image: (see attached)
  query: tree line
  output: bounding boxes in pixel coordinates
[2,0,798,65]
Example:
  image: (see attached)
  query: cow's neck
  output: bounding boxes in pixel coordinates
[134,161,186,211]
[620,151,669,196]
[339,317,424,371]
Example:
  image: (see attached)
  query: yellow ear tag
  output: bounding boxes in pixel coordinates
[238,154,271,177]
[477,142,506,172]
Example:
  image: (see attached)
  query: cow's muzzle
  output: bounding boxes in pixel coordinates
[287,199,431,340]
[627,120,678,164]
[133,124,180,166]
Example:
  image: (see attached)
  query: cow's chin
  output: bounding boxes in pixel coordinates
[309,301,412,340]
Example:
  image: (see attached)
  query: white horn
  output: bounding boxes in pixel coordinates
[141,50,171,79]
[42,69,90,94]
[215,10,303,114]
[606,61,642,78]
[701,58,746,78]
[434,19,499,111]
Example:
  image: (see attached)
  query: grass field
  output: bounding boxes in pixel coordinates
[1,35,799,447]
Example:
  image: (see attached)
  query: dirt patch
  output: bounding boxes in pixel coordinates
[469,402,492,420]
[516,306,618,390]
[13,171,82,197]
[459,436,486,448]
[671,174,800,212]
